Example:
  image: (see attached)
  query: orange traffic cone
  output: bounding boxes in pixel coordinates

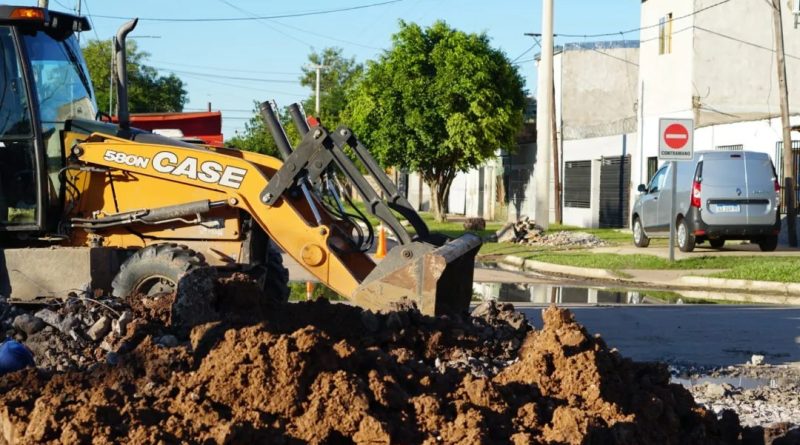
[305,281,315,300]
[376,225,387,259]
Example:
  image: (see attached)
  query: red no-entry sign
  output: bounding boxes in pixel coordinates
[658,118,694,160]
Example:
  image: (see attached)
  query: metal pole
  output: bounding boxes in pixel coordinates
[534,0,554,230]
[668,161,677,261]
[772,0,797,246]
[37,0,48,8]
[109,37,114,116]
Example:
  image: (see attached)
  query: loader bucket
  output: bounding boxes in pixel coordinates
[351,233,482,316]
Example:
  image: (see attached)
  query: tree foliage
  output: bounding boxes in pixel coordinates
[82,39,188,114]
[227,48,360,156]
[346,21,525,221]
[300,47,363,128]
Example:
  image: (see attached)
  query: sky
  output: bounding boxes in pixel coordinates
[18,0,642,138]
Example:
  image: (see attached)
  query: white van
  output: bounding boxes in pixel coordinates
[631,151,781,252]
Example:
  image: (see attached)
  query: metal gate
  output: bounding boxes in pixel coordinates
[599,155,631,228]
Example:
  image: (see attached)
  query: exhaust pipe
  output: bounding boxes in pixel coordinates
[114,18,138,132]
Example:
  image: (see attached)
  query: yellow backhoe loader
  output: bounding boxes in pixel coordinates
[0,6,480,316]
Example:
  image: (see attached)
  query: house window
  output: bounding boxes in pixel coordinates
[659,13,673,55]
[647,156,659,183]
[563,160,591,208]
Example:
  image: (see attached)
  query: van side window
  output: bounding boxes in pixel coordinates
[648,167,668,193]
[694,161,703,183]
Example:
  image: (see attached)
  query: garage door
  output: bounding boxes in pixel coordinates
[599,155,630,228]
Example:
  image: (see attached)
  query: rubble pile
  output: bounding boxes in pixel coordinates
[0,275,785,444]
[498,217,607,247]
[0,297,133,371]
[681,365,800,430]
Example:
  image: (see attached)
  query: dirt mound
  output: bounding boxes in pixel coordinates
[0,277,788,444]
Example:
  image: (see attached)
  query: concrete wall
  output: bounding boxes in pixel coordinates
[692,0,800,126]
[559,44,640,140]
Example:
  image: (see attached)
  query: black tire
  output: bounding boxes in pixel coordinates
[677,218,696,252]
[245,225,290,303]
[758,235,778,252]
[256,239,290,303]
[112,244,208,298]
[632,217,650,248]
[709,239,725,249]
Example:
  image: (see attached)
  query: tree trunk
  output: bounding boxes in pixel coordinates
[427,177,453,222]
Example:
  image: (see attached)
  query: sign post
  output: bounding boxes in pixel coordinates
[658,118,694,261]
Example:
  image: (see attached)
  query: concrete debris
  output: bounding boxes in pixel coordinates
[33,309,61,331]
[86,316,111,341]
[113,310,133,337]
[11,314,45,336]
[503,217,607,247]
[751,354,765,366]
[678,364,800,430]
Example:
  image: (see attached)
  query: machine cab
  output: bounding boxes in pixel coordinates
[0,6,94,236]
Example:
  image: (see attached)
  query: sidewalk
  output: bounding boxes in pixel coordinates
[502,255,800,304]
[591,242,800,260]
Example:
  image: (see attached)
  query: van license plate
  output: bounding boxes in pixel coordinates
[716,204,740,213]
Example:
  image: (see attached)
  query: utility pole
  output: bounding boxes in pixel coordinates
[534,0,554,229]
[306,63,329,116]
[772,0,797,247]
[551,80,561,224]
[37,0,48,8]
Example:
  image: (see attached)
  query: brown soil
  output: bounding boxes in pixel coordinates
[0,276,792,444]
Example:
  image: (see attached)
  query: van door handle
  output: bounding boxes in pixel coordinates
[653,197,659,201]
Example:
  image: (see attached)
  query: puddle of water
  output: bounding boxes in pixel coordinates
[671,375,774,390]
[472,282,702,305]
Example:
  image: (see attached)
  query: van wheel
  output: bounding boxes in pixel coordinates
[677,218,695,252]
[632,217,650,247]
[758,235,778,252]
[709,239,725,249]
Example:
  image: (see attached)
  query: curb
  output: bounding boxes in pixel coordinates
[502,256,620,280]
[678,276,800,295]
[502,255,800,296]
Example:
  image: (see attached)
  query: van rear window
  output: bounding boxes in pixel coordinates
[701,159,745,186]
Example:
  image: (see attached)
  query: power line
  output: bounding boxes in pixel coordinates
[150,60,300,76]
[91,0,404,22]
[177,72,306,97]
[81,0,102,42]
[152,66,301,84]
[535,0,730,39]
[269,19,386,51]
[216,0,314,48]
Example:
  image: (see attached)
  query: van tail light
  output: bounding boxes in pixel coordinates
[691,180,702,208]
[774,178,781,193]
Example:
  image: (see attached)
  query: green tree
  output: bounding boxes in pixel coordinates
[300,47,363,127]
[346,21,525,221]
[227,48,361,156]
[82,39,187,114]
[226,102,300,158]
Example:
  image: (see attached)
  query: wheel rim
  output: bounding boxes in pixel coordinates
[134,275,176,297]
[678,222,687,247]
[633,220,642,244]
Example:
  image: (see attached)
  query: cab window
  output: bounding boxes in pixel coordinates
[0,26,37,225]
[648,166,668,193]
[22,29,96,213]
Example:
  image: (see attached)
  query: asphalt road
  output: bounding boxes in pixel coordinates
[520,305,800,368]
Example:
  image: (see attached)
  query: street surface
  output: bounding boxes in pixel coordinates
[521,305,800,367]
